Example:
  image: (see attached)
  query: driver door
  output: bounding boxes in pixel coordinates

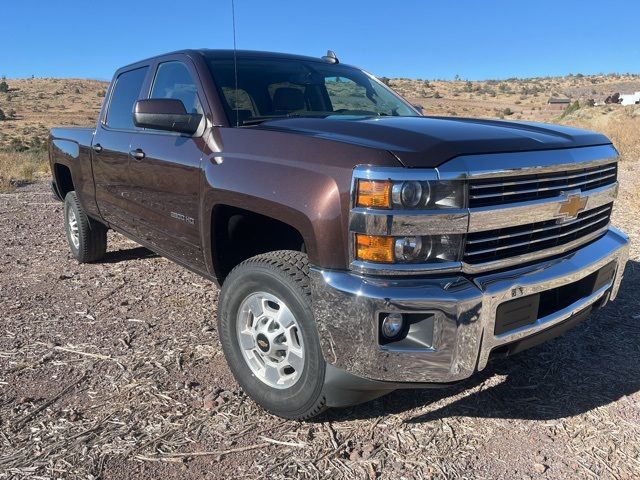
[126,59,207,267]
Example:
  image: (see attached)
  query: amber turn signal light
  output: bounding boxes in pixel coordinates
[356,180,392,208]
[355,234,394,263]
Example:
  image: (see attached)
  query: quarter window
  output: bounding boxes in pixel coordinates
[106,67,148,130]
[150,62,203,115]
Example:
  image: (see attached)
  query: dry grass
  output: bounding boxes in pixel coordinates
[0,149,49,192]
[561,105,640,162]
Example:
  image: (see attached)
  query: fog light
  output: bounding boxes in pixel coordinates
[381,313,404,339]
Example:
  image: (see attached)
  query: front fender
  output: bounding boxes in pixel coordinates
[199,127,400,278]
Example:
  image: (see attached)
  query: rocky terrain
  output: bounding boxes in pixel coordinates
[0,174,638,479]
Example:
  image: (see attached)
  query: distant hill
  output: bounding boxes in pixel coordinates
[388,74,640,122]
[0,73,638,152]
[0,78,107,150]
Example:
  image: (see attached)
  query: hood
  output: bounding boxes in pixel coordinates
[255,116,611,167]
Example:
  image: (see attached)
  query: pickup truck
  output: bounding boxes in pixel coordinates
[49,49,629,420]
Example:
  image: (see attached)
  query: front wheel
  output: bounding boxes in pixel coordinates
[218,251,327,419]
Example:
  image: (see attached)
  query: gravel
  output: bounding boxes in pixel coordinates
[1,173,639,479]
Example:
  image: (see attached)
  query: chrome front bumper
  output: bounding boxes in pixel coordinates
[311,227,629,384]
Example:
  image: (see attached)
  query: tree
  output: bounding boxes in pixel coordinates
[0,81,8,93]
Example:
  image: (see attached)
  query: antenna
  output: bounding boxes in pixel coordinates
[231,0,239,126]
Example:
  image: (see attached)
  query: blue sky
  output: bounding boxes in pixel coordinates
[2,0,639,80]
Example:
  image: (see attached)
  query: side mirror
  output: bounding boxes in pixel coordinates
[133,99,202,135]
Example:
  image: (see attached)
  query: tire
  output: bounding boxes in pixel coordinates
[218,250,327,419]
[64,191,107,263]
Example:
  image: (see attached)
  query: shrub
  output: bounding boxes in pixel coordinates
[29,136,46,151]
[97,89,106,97]
[0,108,5,121]
[561,100,581,118]
[379,77,390,86]
[0,81,8,93]
[503,108,514,116]
[433,91,442,99]
[9,138,28,151]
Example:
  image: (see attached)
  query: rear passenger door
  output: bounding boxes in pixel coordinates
[92,66,149,233]
[127,59,206,267]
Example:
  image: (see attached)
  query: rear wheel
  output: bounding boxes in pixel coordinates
[218,250,326,419]
[64,191,107,263]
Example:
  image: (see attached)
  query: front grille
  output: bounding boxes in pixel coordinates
[465,203,612,265]
[469,163,617,208]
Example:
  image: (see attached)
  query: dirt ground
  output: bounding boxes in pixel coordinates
[1,170,639,479]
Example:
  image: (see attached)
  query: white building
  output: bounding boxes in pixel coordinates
[620,92,640,105]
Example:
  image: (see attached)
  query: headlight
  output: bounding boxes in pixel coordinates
[355,234,464,264]
[356,179,465,209]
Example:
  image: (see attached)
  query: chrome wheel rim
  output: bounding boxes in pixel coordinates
[236,291,305,389]
[67,208,80,249]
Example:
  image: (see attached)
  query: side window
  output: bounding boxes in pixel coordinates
[106,67,148,130]
[150,62,203,114]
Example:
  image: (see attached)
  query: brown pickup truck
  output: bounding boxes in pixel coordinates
[49,49,629,419]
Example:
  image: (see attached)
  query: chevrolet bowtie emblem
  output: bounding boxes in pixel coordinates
[558,193,587,220]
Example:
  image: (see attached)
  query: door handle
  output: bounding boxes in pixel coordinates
[129,148,145,160]
[92,143,103,153]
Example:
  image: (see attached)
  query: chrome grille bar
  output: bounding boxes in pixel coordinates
[469,162,617,207]
[470,165,616,190]
[466,204,611,245]
[465,204,613,264]
[469,173,616,199]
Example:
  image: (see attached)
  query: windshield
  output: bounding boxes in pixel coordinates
[205,56,419,126]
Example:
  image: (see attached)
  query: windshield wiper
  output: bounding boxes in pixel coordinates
[242,113,329,126]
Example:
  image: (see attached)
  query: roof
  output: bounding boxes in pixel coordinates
[119,49,338,72]
[197,49,333,63]
[548,97,571,104]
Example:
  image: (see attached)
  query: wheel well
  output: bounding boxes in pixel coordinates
[54,164,74,198]
[212,205,305,282]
